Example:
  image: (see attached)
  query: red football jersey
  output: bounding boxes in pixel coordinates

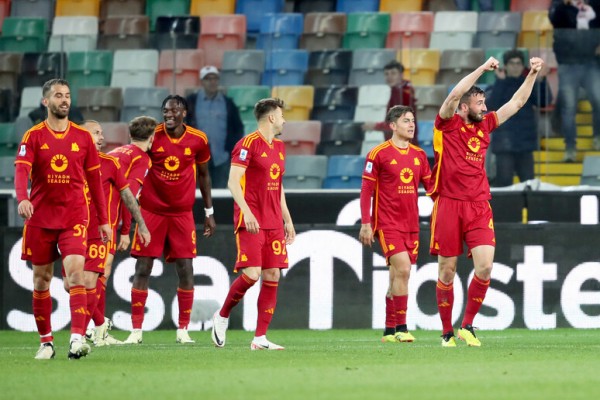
[14,121,103,229]
[362,141,432,232]
[427,113,498,201]
[139,124,210,215]
[231,131,285,232]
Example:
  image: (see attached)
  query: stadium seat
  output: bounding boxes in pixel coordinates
[0,52,23,94]
[67,50,113,94]
[354,84,391,123]
[110,49,159,88]
[280,120,322,155]
[305,49,352,87]
[474,11,521,49]
[349,48,396,86]
[283,154,328,189]
[156,49,204,94]
[220,50,265,87]
[400,48,440,86]
[360,130,386,156]
[77,87,123,122]
[430,11,478,51]
[0,122,16,156]
[519,11,553,49]
[236,0,285,33]
[271,85,314,121]
[0,17,48,52]
[256,13,303,50]
[0,0,10,32]
[100,0,145,20]
[121,87,169,123]
[386,11,433,49]
[414,84,447,120]
[146,0,190,31]
[101,121,129,151]
[262,49,308,87]
[13,115,33,141]
[198,14,246,68]
[153,16,200,51]
[322,154,365,189]
[380,0,424,12]
[55,0,100,17]
[98,15,150,51]
[336,0,379,13]
[10,0,54,26]
[190,0,236,17]
[318,121,364,156]
[580,156,600,186]
[311,86,358,122]
[426,0,459,11]
[0,88,13,122]
[299,12,346,52]
[342,12,390,50]
[226,85,271,123]
[437,49,485,86]
[294,0,336,13]
[19,52,67,90]
[417,120,435,158]
[18,86,42,118]
[48,16,98,53]
[0,155,16,188]
[510,0,551,12]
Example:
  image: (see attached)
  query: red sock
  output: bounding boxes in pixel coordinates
[69,285,88,335]
[92,276,106,326]
[131,288,148,329]
[436,280,454,334]
[177,288,194,329]
[220,274,257,318]
[85,287,98,329]
[33,289,53,343]
[385,296,395,329]
[256,280,278,337]
[462,275,490,327]
[393,295,408,327]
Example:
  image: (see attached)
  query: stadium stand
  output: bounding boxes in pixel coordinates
[299,12,346,51]
[156,49,204,94]
[100,0,145,20]
[55,0,100,17]
[336,0,379,13]
[311,85,358,122]
[98,15,150,51]
[0,52,22,94]
[190,0,236,17]
[153,15,200,51]
[110,49,159,88]
[77,86,123,122]
[342,12,390,50]
[262,49,308,87]
[400,48,440,86]
[48,16,98,53]
[306,49,352,86]
[145,0,190,32]
[272,85,314,121]
[386,11,434,49]
[0,17,48,52]
[379,0,424,12]
[322,154,364,189]
[198,14,246,68]
[284,154,328,189]
[280,120,322,155]
[220,49,265,87]
[318,120,363,156]
[294,0,336,14]
[121,87,169,123]
[256,13,303,50]
[474,11,521,49]
[349,48,396,86]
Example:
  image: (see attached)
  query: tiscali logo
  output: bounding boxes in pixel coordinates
[164,156,180,171]
[467,137,481,153]
[50,154,68,172]
[270,163,281,179]
[400,167,414,184]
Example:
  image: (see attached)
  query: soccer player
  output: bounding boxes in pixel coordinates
[429,56,544,347]
[14,78,111,359]
[124,96,216,344]
[211,98,295,351]
[78,120,151,346]
[359,105,432,343]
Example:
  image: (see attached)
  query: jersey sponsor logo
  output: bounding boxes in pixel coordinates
[261,152,268,158]
[467,137,481,153]
[400,167,414,184]
[164,156,180,172]
[184,147,191,155]
[414,157,420,166]
[365,161,373,173]
[270,163,281,180]
[390,159,397,165]
[239,149,248,161]
[71,143,79,152]
[41,143,49,150]
[50,154,68,172]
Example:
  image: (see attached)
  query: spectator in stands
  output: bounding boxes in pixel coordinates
[361,60,418,144]
[454,0,493,11]
[549,0,600,162]
[29,101,84,126]
[487,49,551,187]
[186,66,244,188]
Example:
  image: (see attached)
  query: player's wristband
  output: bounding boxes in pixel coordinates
[204,207,214,217]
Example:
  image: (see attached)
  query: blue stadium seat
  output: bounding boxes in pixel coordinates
[262,49,308,86]
[336,0,380,13]
[236,0,285,33]
[323,154,365,189]
[256,13,303,50]
[417,120,434,158]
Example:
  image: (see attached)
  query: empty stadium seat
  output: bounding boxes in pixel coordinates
[220,50,265,87]
[299,12,346,51]
[10,0,54,26]
[519,11,553,49]
[337,0,379,13]
[354,84,391,123]
[100,0,145,20]
[342,12,390,50]
[77,87,123,121]
[48,16,98,53]
[386,11,434,49]
[322,154,365,189]
[256,13,303,50]
[55,0,100,17]
[474,11,521,49]
[0,52,23,94]
[0,122,16,156]
[67,50,113,92]
[400,48,440,86]
[0,17,48,52]
[414,84,447,120]
[0,88,13,122]
[101,121,129,151]
[430,11,478,51]
[294,0,336,13]
[318,121,364,156]
[284,154,328,189]
[271,85,314,121]
[417,120,435,158]
[280,120,322,155]
[198,14,246,68]
[153,15,200,50]
[380,0,424,12]
[311,86,358,122]
[19,86,42,118]
[0,0,8,32]
[437,48,485,86]
[510,0,551,12]
[0,155,16,188]
[190,0,236,17]
[98,15,150,51]
[145,0,190,31]
[121,87,169,123]
[262,49,308,86]
[360,130,386,156]
[156,49,204,94]
[580,156,600,186]
[236,0,284,34]
[305,49,352,86]
[19,52,67,90]
[110,49,159,88]
[349,48,396,86]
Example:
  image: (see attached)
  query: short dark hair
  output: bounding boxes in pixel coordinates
[503,49,525,66]
[161,95,188,112]
[383,60,404,74]
[254,97,285,121]
[459,86,486,106]
[386,105,414,124]
[129,116,158,141]
[42,78,70,98]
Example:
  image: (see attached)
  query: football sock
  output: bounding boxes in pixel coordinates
[85,287,98,329]
[92,276,107,326]
[220,274,257,318]
[462,274,490,327]
[69,285,88,335]
[256,280,278,337]
[131,288,148,330]
[384,296,395,335]
[436,279,454,335]
[177,287,194,329]
[33,289,53,343]
[393,295,408,328]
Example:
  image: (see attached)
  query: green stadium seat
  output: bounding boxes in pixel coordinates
[0,17,48,52]
[67,51,113,100]
[0,155,16,189]
[342,12,390,50]
[0,122,17,156]
[226,85,271,122]
[146,0,190,32]
[480,47,529,85]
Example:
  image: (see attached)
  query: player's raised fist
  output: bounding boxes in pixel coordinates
[529,57,544,73]
[483,57,500,71]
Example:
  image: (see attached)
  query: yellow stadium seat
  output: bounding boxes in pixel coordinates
[271,85,315,121]
[191,0,236,17]
[379,0,423,12]
[519,11,553,49]
[399,48,440,86]
[55,0,100,17]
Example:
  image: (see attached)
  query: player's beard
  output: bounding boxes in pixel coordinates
[468,108,483,123]
[49,102,69,119]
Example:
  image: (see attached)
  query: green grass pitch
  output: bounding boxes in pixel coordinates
[1,329,599,400]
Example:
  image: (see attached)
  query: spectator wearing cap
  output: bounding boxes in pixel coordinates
[186,66,244,188]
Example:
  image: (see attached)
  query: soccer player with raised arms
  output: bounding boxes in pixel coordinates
[429,56,544,347]
[211,98,295,350]
[359,105,432,343]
